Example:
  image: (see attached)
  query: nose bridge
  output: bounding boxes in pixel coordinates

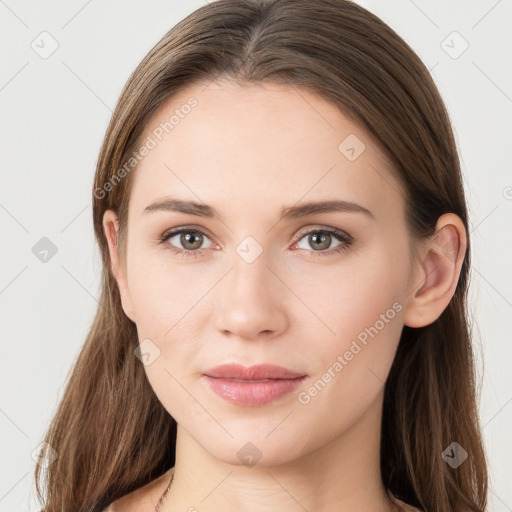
[229,234,273,299]
[212,234,288,338]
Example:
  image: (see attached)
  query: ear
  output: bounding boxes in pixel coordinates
[102,209,136,323]
[403,213,467,328]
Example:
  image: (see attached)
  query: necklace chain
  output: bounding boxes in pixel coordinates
[154,472,174,512]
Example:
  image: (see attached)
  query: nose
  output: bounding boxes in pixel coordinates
[212,246,289,341]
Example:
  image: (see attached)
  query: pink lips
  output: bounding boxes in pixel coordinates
[202,364,308,407]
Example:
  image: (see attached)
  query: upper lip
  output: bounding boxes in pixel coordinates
[203,364,306,380]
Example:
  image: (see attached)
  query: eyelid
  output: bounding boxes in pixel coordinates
[293,224,353,243]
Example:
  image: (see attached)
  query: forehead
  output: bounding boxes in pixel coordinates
[128,79,405,224]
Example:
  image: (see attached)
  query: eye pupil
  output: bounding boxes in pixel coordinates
[181,232,203,250]
[310,233,330,250]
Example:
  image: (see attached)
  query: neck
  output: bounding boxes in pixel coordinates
[161,390,397,512]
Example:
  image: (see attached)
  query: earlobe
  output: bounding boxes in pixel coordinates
[102,209,136,323]
[403,214,467,328]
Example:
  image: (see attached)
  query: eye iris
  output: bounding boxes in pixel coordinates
[309,232,331,250]
[181,232,203,250]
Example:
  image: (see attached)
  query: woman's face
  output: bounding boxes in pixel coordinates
[107,79,418,466]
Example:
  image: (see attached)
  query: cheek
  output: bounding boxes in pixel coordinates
[125,253,203,334]
[296,248,405,395]
[302,254,404,342]
[295,283,403,436]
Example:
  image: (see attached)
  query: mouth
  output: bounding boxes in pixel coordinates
[201,365,309,407]
[217,378,274,382]
[203,363,307,381]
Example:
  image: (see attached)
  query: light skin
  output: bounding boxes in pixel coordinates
[103,79,466,512]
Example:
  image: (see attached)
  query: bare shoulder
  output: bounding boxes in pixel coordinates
[105,467,174,512]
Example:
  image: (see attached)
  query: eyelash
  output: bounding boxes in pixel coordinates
[158,226,353,259]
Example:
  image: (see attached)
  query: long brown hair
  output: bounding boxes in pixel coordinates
[34,1,488,510]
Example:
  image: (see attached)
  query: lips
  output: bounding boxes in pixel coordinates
[203,363,306,381]
[202,364,309,407]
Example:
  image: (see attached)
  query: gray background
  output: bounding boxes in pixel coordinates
[1,1,510,510]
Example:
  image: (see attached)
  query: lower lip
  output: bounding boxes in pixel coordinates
[203,375,307,407]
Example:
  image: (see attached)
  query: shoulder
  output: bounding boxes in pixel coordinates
[103,467,174,512]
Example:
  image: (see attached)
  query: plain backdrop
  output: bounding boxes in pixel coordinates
[1,1,510,510]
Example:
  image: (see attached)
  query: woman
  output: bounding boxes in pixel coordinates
[34,0,488,511]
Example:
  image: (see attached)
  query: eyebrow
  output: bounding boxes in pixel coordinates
[143,196,375,221]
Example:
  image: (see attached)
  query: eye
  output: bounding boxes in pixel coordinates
[159,227,214,257]
[292,227,353,257]
[158,226,353,259]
